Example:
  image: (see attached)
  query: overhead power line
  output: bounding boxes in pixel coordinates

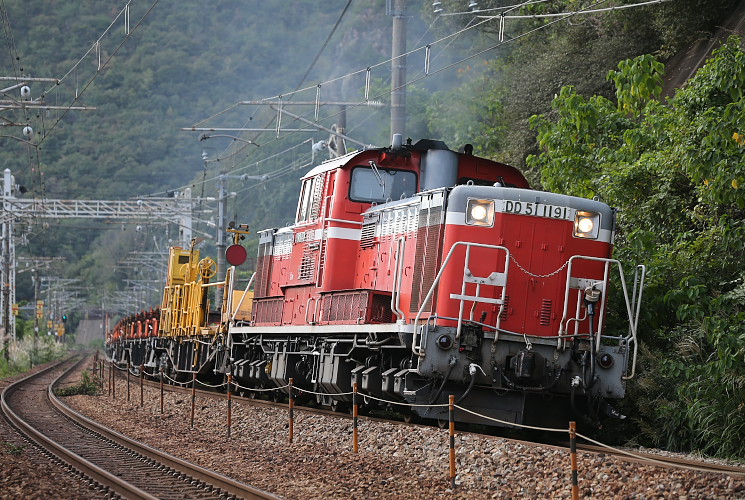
[171,0,670,206]
[37,0,162,147]
[191,0,668,138]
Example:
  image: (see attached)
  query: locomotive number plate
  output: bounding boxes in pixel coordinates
[501,200,571,220]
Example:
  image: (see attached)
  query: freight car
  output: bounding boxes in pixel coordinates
[108,136,645,428]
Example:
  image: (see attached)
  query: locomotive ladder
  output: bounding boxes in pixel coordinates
[559,256,646,380]
[412,242,510,356]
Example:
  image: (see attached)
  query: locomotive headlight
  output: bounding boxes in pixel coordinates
[466,199,495,227]
[574,211,600,239]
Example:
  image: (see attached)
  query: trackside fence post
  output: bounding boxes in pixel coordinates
[227,374,233,439]
[160,366,164,414]
[288,378,294,443]
[449,395,456,489]
[126,359,131,402]
[570,421,579,500]
[140,364,144,407]
[190,372,196,428]
[112,361,116,399]
[353,382,359,453]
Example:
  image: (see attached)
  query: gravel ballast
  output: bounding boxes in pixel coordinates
[61,368,745,499]
[0,362,100,500]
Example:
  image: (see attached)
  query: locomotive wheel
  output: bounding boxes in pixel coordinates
[403,412,419,424]
[330,400,348,413]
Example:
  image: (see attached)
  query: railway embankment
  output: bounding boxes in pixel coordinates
[61,360,745,499]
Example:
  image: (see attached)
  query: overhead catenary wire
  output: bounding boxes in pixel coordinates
[200,0,355,168]
[140,138,314,198]
[479,0,669,19]
[195,0,668,126]
[199,0,617,155]
[181,3,542,188]
[439,0,553,16]
[36,0,162,147]
[161,0,668,206]
[189,0,666,158]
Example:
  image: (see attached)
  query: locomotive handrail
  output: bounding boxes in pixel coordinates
[390,237,406,321]
[560,256,629,347]
[412,242,510,357]
[230,271,256,323]
[305,296,318,325]
[625,264,646,380]
[451,243,510,340]
[558,256,643,380]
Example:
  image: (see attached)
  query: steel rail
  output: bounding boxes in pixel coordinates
[51,359,279,500]
[1,356,156,499]
[3,355,280,500]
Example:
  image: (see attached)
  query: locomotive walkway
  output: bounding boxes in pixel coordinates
[0,356,277,500]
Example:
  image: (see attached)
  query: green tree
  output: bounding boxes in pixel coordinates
[528,37,745,459]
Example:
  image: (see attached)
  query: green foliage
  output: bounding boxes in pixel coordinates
[54,369,100,397]
[0,337,69,378]
[529,36,745,459]
[88,338,105,350]
[607,54,665,116]
[4,442,26,456]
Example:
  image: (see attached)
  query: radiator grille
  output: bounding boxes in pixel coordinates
[360,218,377,248]
[500,295,510,321]
[309,173,325,220]
[254,230,275,298]
[370,293,393,323]
[319,290,393,324]
[539,299,553,326]
[253,297,283,324]
[322,291,369,323]
[410,206,443,313]
[299,242,318,281]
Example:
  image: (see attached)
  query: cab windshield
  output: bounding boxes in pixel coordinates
[349,166,417,204]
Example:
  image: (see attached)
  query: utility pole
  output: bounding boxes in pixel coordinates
[2,169,13,359]
[213,171,262,308]
[32,268,40,363]
[199,137,264,310]
[215,173,227,309]
[390,0,407,138]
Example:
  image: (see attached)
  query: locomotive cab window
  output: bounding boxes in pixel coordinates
[349,166,417,204]
[296,179,313,223]
[296,174,324,224]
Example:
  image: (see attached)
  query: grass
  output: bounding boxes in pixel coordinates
[4,442,26,456]
[54,369,101,397]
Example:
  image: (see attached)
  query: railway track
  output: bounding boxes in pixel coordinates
[118,361,745,478]
[1,356,278,500]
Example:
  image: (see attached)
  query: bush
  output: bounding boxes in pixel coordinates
[0,337,70,378]
[54,370,100,397]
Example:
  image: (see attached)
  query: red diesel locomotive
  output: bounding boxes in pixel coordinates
[108,136,644,428]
